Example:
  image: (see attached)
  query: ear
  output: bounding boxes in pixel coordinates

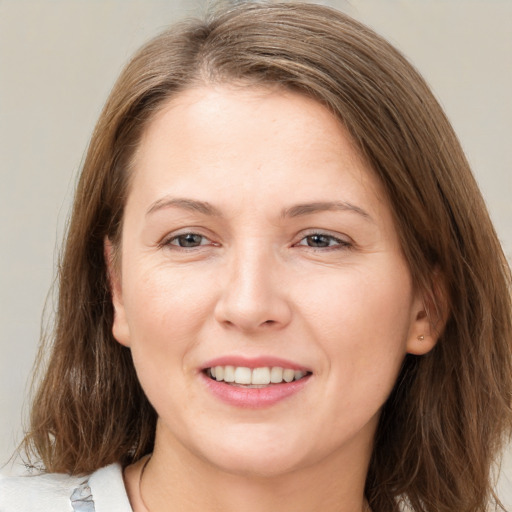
[406,272,448,356]
[104,238,131,347]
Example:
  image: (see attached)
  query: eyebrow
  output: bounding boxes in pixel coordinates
[281,201,373,222]
[146,197,222,217]
[146,196,373,223]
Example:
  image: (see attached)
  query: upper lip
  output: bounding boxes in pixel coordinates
[201,356,311,372]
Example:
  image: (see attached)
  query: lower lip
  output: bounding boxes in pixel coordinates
[201,372,311,409]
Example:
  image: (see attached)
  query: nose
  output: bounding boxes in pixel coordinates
[213,244,292,332]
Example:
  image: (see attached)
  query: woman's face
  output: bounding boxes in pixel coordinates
[109,85,434,477]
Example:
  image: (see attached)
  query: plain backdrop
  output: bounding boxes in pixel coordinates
[1,0,511,501]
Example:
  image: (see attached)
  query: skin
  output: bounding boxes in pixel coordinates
[108,85,438,512]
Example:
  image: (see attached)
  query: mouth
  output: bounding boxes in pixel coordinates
[204,365,312,387]
[200,357,312,408]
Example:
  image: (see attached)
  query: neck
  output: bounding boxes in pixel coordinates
[125,425,372,512]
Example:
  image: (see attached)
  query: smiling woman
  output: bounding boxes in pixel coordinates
[109,87,426,498]
[1,2,511,512]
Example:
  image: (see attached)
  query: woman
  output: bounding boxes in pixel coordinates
[1,2,511,511]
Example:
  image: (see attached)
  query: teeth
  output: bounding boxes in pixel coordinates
[223,365,235,382]
[234,366,252,384]
[252,367,271,385]
[207,365,309,385]
[270,366,283,383]
[283,369,294,383]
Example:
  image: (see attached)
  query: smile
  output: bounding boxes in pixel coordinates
[201,360,312,408]
[207,366,310,386]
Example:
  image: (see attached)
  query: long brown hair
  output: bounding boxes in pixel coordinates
[23,3,512,511]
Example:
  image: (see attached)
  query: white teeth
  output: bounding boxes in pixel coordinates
[208,365,309,385]
[283,369,295,383]
[234,366,252,384]
[223,365,235,382]
[270,366,283,383]
[252,367,271,385]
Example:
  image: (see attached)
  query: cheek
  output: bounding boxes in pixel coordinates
[300,260,413,402]
[304,258,413,334]
[121,264,217,371]
[125,259,213,324]
[120,267,216,424]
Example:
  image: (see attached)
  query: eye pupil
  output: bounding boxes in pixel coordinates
[307,234,330,247]
[178,234,203,247]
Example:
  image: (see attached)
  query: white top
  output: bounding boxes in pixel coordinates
[0,463,133,512]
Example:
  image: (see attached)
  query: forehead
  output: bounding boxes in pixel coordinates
[129,84,389,219]
[138,84,363,156]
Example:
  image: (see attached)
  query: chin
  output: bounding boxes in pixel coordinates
[193,427,319,479]
[208,450,308,479]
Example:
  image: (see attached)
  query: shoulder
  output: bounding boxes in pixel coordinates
[0,463,132,512]
[0,468,85,512]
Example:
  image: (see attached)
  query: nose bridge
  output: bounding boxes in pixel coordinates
[214,237,291,331]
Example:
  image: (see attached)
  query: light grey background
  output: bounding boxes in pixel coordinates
[1,0,511,501]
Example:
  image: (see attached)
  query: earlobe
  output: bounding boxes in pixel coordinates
[406,274,449,356]
[406,307,438,355]
[104,238,131,347]
[406,325,438,355]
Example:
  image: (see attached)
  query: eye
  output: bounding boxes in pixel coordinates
[296,233,351,249]
[167,233,211,248]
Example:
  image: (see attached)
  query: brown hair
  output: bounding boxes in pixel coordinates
[23,2,512,511]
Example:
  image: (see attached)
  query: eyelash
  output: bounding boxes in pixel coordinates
[295,232,352,251]
[162,232,215,249]
[161,231,352,251]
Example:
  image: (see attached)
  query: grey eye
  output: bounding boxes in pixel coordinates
[172,233,205,247]
[296,233,351,250]
[305,234,336,247]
